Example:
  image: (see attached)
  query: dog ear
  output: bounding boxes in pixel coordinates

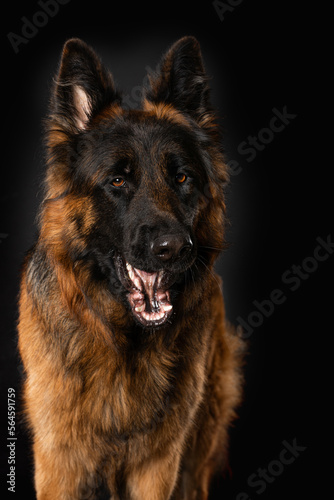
[50,38,120,132]
[144,36,213,124]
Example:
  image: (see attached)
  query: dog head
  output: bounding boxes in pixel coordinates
[42,37,228,328]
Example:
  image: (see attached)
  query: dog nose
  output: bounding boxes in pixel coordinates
[151,234,193,262]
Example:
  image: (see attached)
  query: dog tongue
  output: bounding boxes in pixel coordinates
[125,263,173,320]
[134,269,157,302]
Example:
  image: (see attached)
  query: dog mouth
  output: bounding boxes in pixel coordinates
[114,255,174,327]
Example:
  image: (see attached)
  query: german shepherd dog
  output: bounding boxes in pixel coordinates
[18,36,244,499]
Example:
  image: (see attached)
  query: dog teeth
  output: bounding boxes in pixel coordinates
[135,304,145,312]
[126,262,142,290]
[134,300,172,317]
[157,271,162,287]
[126,262,134,280]
[141,310,165,321]
[126,262,172,321]
[162,303,173,312]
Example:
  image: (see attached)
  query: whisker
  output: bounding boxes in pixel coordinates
[196,256,221,288]
[189,266,196,288]
[198,245,226,252]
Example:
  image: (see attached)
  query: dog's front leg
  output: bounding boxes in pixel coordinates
[126,450,181,500]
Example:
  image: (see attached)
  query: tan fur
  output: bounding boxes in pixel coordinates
[18,36,245,500]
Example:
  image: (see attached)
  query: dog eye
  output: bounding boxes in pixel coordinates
[175,173,187,184]
[111,177,126,187]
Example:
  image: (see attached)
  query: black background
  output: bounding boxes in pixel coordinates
[0,1,330,499]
